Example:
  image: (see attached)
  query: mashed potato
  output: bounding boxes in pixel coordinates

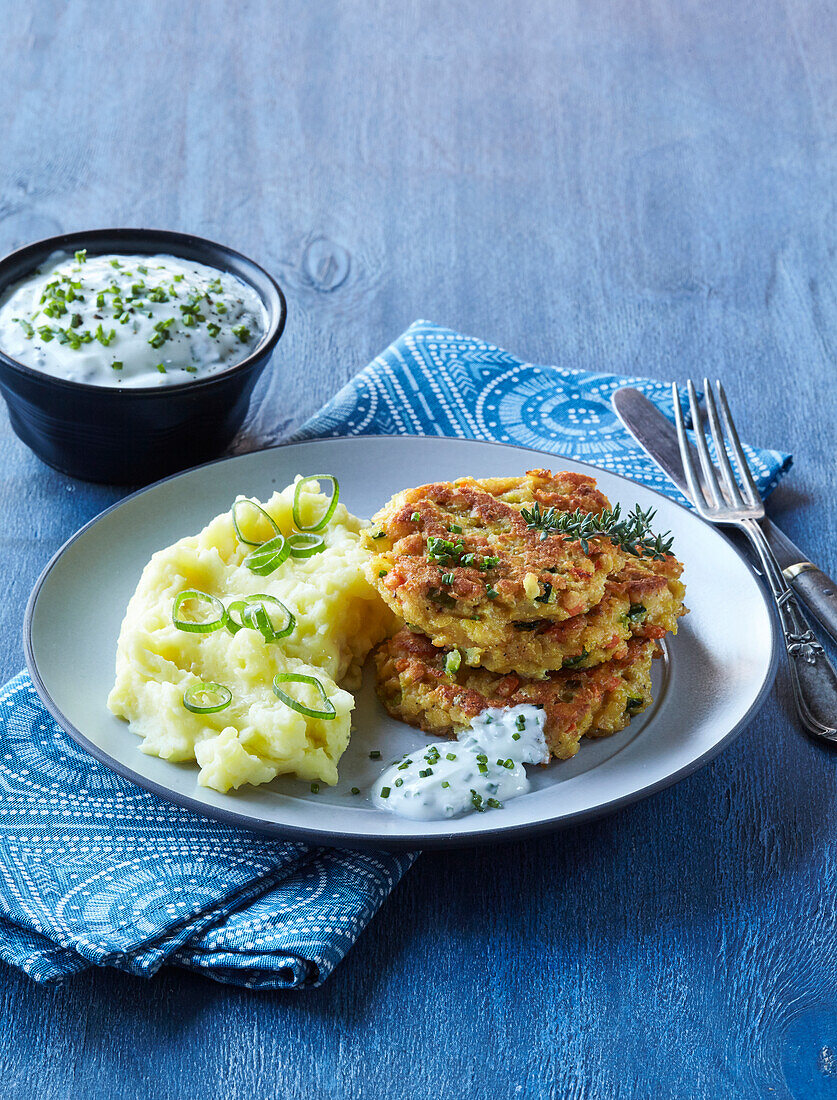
[107,478,394,792]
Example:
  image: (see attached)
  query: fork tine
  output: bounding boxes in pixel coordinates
[715,380,762,506]
[686,379,724,507]
[702,377,743,505]
[672,383,709,508]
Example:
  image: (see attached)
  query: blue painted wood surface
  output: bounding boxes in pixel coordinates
[1,1,836,1096]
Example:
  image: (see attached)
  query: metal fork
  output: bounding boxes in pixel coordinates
[673,378,837,744]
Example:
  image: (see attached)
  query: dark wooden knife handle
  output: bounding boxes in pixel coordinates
[785,563,837,647]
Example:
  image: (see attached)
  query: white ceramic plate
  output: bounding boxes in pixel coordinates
[25,436,778,849]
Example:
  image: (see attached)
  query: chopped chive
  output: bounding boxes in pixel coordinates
[380,786,391,799]
[394,778,403,788]
[155,363,166,373]
[378,569,388,578]
[418,768,433,778]
[74,249,87,263]
[487,798,502,809]
[310,782,320,794]
[411,511,420,522]
[441,781,450,789]
[446,753,456,761]
[369,750,381,760]
[486,585,498,599]
[511,732,521,741]
[449,523,462,533]
[95,323,116,346]
[111,360,123,371]
[350,787,360,795]
[232,323,251,342]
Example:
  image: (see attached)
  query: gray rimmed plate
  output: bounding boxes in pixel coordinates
[25,435,778,850]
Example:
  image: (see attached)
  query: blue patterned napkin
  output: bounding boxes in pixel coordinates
[0,320,790,989]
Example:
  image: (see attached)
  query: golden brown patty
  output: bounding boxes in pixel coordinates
[366,469,686,674]
[365,469,628,657]
[375,628,657,760]
[464,549,687,677]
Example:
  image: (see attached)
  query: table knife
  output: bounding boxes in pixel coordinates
[612,386,837,646]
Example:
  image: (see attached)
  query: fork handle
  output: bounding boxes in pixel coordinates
[740,519,837,743]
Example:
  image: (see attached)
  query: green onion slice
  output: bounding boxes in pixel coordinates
[232,497,282,547]
[292,475,339,532]
[244,534,290,576]
[172,590,227,633]
[272,673,337,720]
[287,532,326,559]
[241,595,296,641]
[183,682,232,714]
[225,600,248,635]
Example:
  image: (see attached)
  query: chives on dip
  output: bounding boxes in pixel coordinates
[0,250,266,387]
[371,704,549,820]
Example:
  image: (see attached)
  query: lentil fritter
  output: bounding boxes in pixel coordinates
[366,469,685,674]
[365,470,628,655]
[375,628,656,761]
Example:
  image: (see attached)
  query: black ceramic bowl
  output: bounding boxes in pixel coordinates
[0,228,286,484]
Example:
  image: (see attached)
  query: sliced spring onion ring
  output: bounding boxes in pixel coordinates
[241,595,296,641]
[232,497,282,547]
[225,600,248,635]
[272,673,337,720]
[287,532,326,558]
[172,590,227,633]
[292,475,339,532]
[183,682,233,714]
[244,605,282,643]
[244,534,290,576]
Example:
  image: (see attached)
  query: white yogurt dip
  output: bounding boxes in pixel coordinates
[0,250,266,387]
[371,704,549,820]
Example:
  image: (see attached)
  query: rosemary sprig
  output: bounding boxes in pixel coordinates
[520,502,674,560]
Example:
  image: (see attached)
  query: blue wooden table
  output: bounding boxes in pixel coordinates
[2,2,836,1096]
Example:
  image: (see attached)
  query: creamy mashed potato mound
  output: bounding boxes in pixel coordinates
[107,479,394,792]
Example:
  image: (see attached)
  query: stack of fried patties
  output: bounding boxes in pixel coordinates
[364,469,686,761]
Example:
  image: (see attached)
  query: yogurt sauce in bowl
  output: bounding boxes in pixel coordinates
[0,250,266,388]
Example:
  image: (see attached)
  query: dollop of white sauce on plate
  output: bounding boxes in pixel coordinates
[372,704,549,820]
[0,250,266,388]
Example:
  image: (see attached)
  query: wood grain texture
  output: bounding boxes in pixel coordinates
[0,0,836,1097]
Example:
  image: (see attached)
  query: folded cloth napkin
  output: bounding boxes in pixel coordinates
[0,320,791,989]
